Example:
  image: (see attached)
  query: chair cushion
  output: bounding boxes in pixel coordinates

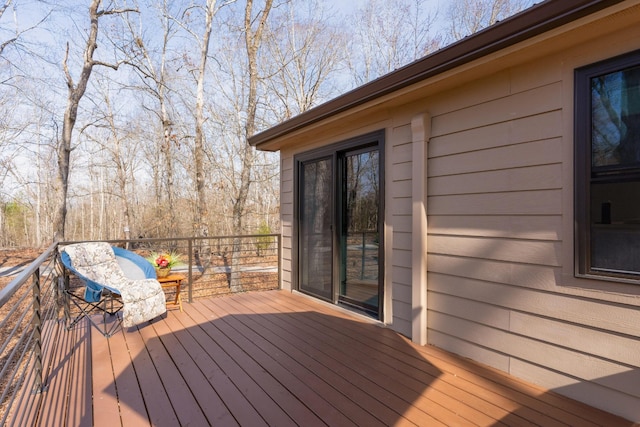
[63,242,127,288]
[63,242,166,327]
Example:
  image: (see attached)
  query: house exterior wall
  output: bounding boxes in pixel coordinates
[275,2,640,421]
[422,10,640,421]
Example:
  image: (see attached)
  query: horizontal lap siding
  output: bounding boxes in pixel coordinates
[426,72,640,421]
[281,155,293,291]
[390,124,413,337]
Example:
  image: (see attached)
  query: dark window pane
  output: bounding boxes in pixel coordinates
[591,65,640,168]
[590,181,640,274]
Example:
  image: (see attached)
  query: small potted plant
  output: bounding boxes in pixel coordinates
[146,251,183,278]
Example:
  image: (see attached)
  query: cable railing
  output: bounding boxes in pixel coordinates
[0,234,281,425]
[0,243,59,425]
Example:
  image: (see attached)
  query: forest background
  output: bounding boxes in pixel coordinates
[0,0,534,248]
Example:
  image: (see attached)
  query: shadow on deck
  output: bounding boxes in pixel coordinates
[17,290,634,426]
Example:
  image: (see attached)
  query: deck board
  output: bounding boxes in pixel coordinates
[64,320,92,427]
[195,299,329,427]
[186,299,297,426]
[138,317,211,426]
[210,295,450,426]
[121,322,178,426]
[105,321,149,426]
[91,318,121,426]
[20,290,635,426]
[209,296,408,426]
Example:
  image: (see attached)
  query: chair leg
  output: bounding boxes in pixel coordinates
[100,294,122,337]
[64,290,122,337]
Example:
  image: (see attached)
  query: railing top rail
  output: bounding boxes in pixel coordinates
[61,234,279,246]
[0,242,58,307]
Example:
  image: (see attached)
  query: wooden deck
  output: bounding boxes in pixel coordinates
[22,290,634,426]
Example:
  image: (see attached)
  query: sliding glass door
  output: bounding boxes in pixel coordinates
[299,157,333,300]
[339,148,380,315]
[295,131,384,319]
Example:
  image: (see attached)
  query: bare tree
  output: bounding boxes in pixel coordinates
[220,0,273,292]
[193,0,224,239]
[0,0,51,59]
[86,79,142,243]
[262,0,344,121]
[445,0,534,42]
[52,0,136,241]
[347,0,440,86]
[119,0,182,237]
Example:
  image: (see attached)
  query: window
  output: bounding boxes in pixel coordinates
[575,50,640,280]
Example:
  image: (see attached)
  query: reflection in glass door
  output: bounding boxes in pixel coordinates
[339,148,380,315]
[299,158,333,300]
[296,131,384,319]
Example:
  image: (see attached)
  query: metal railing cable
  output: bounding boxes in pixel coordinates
[0,242,59,426]
[0,234,281,424]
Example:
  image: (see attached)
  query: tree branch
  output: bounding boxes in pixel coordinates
[63,42,74,90]
[92,59,125,70]
[97,8,139,17]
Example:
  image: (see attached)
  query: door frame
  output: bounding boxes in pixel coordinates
[293,130,385,319]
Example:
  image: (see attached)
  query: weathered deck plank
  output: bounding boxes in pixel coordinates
[19,290,635,426]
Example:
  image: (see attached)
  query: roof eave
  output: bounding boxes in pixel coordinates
[249,0,625,151]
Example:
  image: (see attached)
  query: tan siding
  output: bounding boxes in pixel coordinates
[392,120,412,142]
[429,273,640,337]
[390,179,412,198]
[390,124,414,336]
[280,192,293,206]
[392,264,412,286]
[429,110,562,158]
[392,247,412,269]
[393,279,412,301]
[510,312,640,368]
[429,254,560,291]
[427,330,511,373]
[392,141,413,162]
[391,300,412,337]
[431,313,640,398]
[431,83,562,138]
[429,189,562,216]
[428,292,511,330]
[392,231,412,252]
[281,179,293,194]
[428,235,561,266]
[429,215,562,241]
[280,153,294,291]
[510,359,640,422]
[391,214,412,233]
[509,55,563,93]
[429,163,562,195]
[427,69,511,116]
[429,138,562,177]
[392,165,413,182]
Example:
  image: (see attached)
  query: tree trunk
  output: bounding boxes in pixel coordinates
[194,0,217,242]
[52,0,135,241]
[229,0,273,293]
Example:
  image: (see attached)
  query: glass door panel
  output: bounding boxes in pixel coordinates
[339,149,380,315]
[299,158,333,300]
